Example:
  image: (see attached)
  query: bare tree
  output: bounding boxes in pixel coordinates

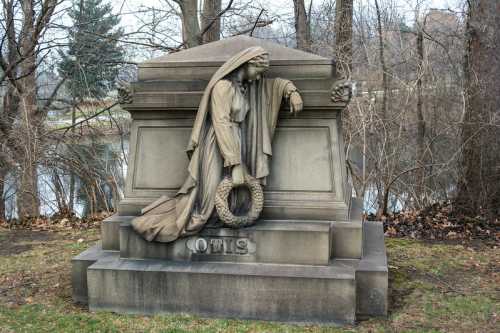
[456,0,500,216]
[334,0,353,77]
[293,0,311,51]
[201,0,222,43]
[415,4,427,206]
[374,0,388,120]
[172,0,202,47]
[170,0,236,47]
[338,1,466,216]
[0,0,59,218]
[0,0,20,219]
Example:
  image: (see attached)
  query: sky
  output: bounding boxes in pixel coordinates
[111,0,464,26]
[110,0,464,32]
[102,0,464,62]
[111,0,463,14]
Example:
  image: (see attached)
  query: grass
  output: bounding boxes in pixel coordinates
[0,226,498,332]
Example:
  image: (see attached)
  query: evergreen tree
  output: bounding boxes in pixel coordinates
[59,0,124,99]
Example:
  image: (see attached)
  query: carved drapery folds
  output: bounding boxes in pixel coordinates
[130,47,303,243]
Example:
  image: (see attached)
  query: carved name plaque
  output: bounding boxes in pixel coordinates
[186,236,256,256]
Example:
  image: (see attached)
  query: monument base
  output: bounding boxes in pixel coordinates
[87,253,357,324]
[72,220,387,325]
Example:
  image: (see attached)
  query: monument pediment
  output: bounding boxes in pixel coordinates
[141,35,332,68]
[138,36,335,81]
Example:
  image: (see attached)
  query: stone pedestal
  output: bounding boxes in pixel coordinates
[73,218,387,324]
[71,36,388,325]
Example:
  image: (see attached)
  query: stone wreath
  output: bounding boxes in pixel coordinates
[214,175,264,228]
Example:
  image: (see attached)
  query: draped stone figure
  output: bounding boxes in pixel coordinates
[132,46,303,243]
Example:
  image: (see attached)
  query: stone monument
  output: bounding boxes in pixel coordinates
[72,36,388,325]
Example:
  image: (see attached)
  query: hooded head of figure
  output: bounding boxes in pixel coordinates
[244,53,270,82]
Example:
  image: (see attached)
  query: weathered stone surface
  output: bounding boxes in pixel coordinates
[137,36,334,81]
[356,222,388,317]
[331,220,362,258]
[328,198,363,259]
[119,115,351,220]
[120,219,331,265]
[101,215,135,250]
[332,221,388,318]
[119,37,350,222]
[123,89,338,111]
[251,221,331,264]
[73,220,389,322]
[87,257,356,324]
[71,243,116,304]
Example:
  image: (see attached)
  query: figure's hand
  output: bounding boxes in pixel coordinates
[289,91,303,114]
[232,164,245,185]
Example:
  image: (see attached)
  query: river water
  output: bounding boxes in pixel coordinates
[3,136,128,219]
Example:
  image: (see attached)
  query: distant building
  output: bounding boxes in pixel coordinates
[425,9,459,35]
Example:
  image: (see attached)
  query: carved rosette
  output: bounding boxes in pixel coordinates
[331,79,353,108]
[117,80,133,105]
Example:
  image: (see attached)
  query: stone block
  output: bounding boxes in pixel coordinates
[73,219,388,323]
[356,222,388,317]
[331,221,388,318]
[136,36,334,82]
[101,215,135,250]
[120,220,331,265]
[71,244,116,304]
[121,116,351,221]
[87,258,356,324]
[328,198,364,259]
[331,220,362,259]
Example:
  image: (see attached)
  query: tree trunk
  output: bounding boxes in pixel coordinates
[17,94,41,218]
[16,0,41,218]
[0,86,17,220]
[374,0,389,120]
[0,168,6,220]
[68,101,77,214]
[201,0,221,43]
[293,0,311,51]
[0,0,19,219]
[175,0,201,48]
[415,23,426,207]
[456,0,500,217]
[334,0,353,77]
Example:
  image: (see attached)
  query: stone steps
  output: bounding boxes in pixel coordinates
[101,214,363,260]
[87,254,357,324]
[119,220,332,265]
[73,221,387,324]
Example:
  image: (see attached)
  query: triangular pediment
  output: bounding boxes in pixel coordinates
[141,36,331,68]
